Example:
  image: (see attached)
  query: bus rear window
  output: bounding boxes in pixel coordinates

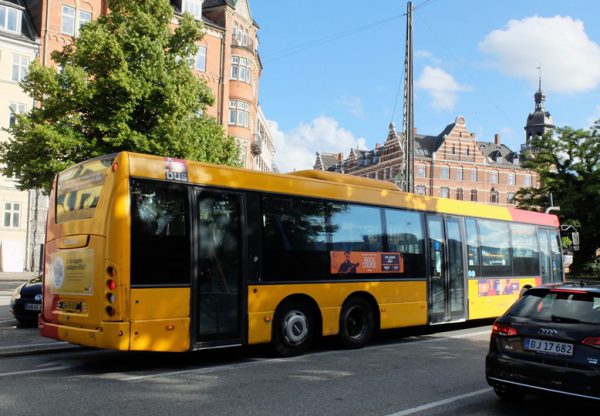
[56,155,115,223]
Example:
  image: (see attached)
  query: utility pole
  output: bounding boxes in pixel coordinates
[401,1,414,193]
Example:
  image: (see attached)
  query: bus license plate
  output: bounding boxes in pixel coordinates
[524,338,574,356]
[25,303,42,311]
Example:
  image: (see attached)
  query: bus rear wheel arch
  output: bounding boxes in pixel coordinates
[272,297,321,357]
[338,294,377,349]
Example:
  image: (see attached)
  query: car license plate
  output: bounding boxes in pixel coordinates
[24,303,42,311]
[524,338,574,356]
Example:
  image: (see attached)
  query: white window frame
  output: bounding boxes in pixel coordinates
[0,5,22,33]
[195,46,206,71]
[8,103,27,128]
[490,171,498,184]
[524,175,532,187]
[182,0,203,19]
[229,100,250,128]
[3,202,20,228]
[440,166,449,180]
[471,169,477,182]
[456,167,463,181]
[507,173,515,185]
[77,10,92,36]
[416,165,426,178]
[416,185,426,195]
[440,187,450,198]
[61,5,75,35]
[230,55,252,84]
[11,54,29,82]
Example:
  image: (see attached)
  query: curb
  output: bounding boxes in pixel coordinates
[0,342,82,357]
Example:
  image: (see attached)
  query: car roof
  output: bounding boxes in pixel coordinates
[531,281,600,293]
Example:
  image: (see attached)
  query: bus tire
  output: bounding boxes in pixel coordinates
[339,297,375,349]
[272,300,314,357]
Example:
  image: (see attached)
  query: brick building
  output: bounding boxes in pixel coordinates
[2,0,275,271]
[315,87,554,207]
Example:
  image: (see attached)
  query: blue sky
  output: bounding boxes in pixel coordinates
[250,0,600,172]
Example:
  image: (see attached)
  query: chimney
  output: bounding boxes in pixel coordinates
[413,127,417,136]
[494,134,501,145]
[338,152,344,162]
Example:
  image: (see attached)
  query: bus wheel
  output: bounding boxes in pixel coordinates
[339,297,375,349]
[272,300,314,357]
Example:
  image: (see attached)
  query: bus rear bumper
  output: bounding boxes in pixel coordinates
[39,318,131,350]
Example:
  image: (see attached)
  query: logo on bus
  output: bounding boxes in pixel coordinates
[165,157,188,182]
[52,256,65,289]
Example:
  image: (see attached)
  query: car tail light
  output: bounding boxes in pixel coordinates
[582,337,600,348]
[492,323,518,337]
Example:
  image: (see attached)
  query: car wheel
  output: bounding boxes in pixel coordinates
[339,297,375,349]
[272,300,314,357]
[493,384,524,401]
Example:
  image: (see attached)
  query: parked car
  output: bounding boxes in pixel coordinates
[9,276,42,326]
[486,282,600,401]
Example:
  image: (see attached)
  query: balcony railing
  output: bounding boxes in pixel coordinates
[231,36,255,52]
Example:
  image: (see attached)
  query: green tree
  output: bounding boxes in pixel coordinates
[516,121,600,276]
[1,0,237,193]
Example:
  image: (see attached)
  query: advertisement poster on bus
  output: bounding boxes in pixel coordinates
[330,251,404,274]
[50,249,94,295]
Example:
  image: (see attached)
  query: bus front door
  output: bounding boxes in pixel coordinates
[427,215,467,324]
[194,189,244,346]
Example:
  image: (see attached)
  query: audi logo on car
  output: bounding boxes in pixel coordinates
[538,328,558,337]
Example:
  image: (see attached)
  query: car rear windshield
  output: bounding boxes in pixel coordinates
[508,289,600,325]
[56,155,115,223]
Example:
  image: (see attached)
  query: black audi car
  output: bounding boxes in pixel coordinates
[486,282,600,401]
[9,276,43,326]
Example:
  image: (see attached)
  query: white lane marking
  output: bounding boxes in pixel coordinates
[119,328,489,382]
[0,342,69,350]
[385,388,492,416]
[0,365,71,377]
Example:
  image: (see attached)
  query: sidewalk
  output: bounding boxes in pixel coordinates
[0,271,37,282]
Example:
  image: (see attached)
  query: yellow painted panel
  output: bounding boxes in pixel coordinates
[130,288,190,320]
[130,318,190,352]
[247,281,427,345]
[468,277,539,320]
[52,321,130,350]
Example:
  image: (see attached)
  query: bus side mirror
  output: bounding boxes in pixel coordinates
[572,232,580,252]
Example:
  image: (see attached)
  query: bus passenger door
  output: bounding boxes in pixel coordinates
[427,215,466,324]
[193,189,244,346]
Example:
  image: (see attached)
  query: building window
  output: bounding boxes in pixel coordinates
[456,167,463,181]
[195,46,206,71]
[77,10,92,35]
[416,185,426,195]
[182,0,203,19]
[61,6,91,36]
[490,190,499,204]
[470,189,478,202]
[3,202,20,228]
[456,188,463,200]
[229,100,250,128]
[471,168,477,182]
[61,6,75,35]
[416,165,426,178]
[507,193,515,204]
[8,103,27,128]
[440,187,450,198]
[231,56,252,83]
[524,174,532,187]
[466,147,470,156]
[238,140,248,167]
[0,5,22,33]
[11,54,29,82]
[490,171,498,184]
[507,173,515,185]
[451,145,456,155]
[440,166,449,180]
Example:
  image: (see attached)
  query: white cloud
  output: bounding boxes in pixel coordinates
[479,15,600,93]
[337,96,365,117]
[269,116,366,173]
[415,66,470,111]
[415,50,442,66]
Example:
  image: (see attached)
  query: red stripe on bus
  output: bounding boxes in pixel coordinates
[508,207,559,227]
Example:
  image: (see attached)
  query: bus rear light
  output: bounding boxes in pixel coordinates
[107,266,116,277]
[105,306,116,316]
[492,323,518,337]
[582,337,600,348]
[106,279,116,291]
[106,293,116,303]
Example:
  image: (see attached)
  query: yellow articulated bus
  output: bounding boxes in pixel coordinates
[39,152,564,356]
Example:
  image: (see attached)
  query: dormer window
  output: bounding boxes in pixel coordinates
[0,5,22,33]
[182,0,203,19]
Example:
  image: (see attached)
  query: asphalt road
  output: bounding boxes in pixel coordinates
[1,280,599,415]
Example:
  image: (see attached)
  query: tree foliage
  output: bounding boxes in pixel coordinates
[516,121,600,276]
[1,0,238,193]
